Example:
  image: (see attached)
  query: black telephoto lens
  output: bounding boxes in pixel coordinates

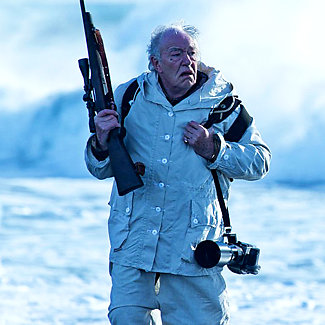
[194,240,221,268]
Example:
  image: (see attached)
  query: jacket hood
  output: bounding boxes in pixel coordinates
[136,62,235,111]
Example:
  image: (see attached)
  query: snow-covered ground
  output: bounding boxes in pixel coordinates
[0,178,324,324]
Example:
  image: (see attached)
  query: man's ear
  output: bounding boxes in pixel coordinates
[150,56,162,73]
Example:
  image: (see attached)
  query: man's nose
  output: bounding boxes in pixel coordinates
[182,52,192,65]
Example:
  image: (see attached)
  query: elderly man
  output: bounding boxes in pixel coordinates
[85,23,271,325]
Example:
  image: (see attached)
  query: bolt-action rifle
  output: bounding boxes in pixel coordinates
[78,0,143,196]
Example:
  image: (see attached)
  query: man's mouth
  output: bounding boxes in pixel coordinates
[180,71,194,78]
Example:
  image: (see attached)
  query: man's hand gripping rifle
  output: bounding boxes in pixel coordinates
[78,0,143,196]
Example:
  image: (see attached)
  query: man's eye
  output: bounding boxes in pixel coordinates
[171,51,181,57]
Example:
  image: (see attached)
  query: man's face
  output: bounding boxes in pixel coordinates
[151,30,198,99]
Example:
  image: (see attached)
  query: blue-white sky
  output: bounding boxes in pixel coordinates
[1,0,324,109]
[1,0,325,182]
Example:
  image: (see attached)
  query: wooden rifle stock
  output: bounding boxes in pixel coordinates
[79,0,143,196]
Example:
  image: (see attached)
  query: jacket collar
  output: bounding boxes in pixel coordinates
[137,62,235,111]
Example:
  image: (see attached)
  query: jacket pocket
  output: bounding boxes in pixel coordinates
[108,191,134,252]
[181,199,223,263]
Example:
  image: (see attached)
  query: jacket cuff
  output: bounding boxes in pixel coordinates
[85,135,111,167]
[90,134,110,161]
[207,133,227,169]
[207,133,221,163]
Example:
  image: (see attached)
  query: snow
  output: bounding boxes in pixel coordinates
[0,178,324,324]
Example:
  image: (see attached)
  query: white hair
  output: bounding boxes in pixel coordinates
[147,22,200,71]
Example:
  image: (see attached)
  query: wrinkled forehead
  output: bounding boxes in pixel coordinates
[159,29,198,53]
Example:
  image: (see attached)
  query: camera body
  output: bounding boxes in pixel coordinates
[194,233,261,275]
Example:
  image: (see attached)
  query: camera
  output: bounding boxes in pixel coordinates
[194,233,261,275]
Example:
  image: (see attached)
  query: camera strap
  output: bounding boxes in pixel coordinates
[209,105,253,233]
[212,170,232,232]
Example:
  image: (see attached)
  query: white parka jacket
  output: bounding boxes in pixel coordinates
[85,63,271,276]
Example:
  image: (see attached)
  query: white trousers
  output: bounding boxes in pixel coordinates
[108,263,229,325]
